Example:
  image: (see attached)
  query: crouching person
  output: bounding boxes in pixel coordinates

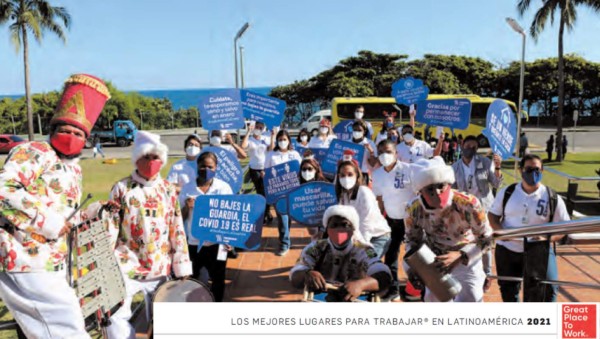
[106,131,192,339]
[405,157,493,302]
[290,205,391,302]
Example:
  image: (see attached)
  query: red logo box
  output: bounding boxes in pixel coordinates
[562,304,596,339]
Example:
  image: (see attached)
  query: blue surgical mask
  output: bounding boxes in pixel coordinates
[522,170,542,186]
[197,168,216,184]
[389,135,398,142]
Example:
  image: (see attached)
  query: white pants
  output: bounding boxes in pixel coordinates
[424,258,485,302]
[106,276,166,339]
[0,272,89,339]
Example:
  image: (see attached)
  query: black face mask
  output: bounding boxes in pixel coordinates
[462,148,477,159]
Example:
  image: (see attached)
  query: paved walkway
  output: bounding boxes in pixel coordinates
[223,219,600,303]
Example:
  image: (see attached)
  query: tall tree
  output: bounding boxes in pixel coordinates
[518,0,600,161]
[0,0,70,141]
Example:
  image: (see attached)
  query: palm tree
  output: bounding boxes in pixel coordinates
[0,0,70,141]
[518,0,600,162]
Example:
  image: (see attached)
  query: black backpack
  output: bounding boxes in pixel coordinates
[501,183,558,222]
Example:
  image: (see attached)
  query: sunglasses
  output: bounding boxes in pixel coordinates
[423,183,447,194]
[523,167,542,173]
[329,221,353,230]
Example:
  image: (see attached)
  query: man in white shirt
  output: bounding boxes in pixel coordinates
[350,120,378,184]
[241,121,271,198]
[372,139,416,301]
[396,124,443,163]
[488,154,570,302]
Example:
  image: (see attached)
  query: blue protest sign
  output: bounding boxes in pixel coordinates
[241,90,286,129]
[333,120,354,141]
[415,99,472,130]
[191,194,265,250]
[263,160,301,205]
[392,77,430,106]
[200,146,243,193]
[296,145,328,163]
[482,99,517,160]
[198,89,245,130]
[321,139,365,177]
[275,182,338,226]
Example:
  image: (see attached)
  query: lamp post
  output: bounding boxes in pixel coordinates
[234,23,250,89]
[572,110,578,153]
[240,45,245,89]
[506,17,526,178]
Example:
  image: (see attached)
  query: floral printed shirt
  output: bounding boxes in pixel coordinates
[109,171,192,280]
[404,190,493,264]
[0,142,83,272]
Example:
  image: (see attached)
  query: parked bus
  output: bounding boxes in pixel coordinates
[331,95,525,147]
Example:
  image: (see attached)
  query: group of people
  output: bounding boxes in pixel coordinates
[0,75,571,338]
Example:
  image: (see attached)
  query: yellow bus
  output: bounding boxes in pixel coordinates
[331,95,524,147]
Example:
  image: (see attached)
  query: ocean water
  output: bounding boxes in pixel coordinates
[1,87,274,111]
[137,87,273,110]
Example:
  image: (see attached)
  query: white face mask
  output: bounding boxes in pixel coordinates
[210,136,221,146]
[403,133,414,143]
[319,127,329,135]
[300,135,308,142]
[355,112,364,120]
[253,129,262,136]
[301,169,315,181]
[185,145,201,157]
[278,140,289,150]
[352,131,364,140]
[378,153,396,167]
[339,176,357,190]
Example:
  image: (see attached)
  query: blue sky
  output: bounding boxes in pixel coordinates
[1,0,599,94]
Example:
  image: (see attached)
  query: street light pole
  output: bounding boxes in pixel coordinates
[240,45,245,89]
[234,23,250,89]
[506,17,526,179]
[572,110,578,153]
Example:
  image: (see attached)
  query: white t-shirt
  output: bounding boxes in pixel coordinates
[461,160,480,198]
[246,135,271,170]
[489,183,570,253]
[372,161,415,220]
[396,140,434,163]
[264,150,302,168]
[353,138,377,173]
[340,186,391,243]
[375,132,388,146]
[218,144,237,157]
[179,178,233,246]
[308,135,336,149]
[166,158,197,189]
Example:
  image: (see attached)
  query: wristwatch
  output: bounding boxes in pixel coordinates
[460,251,469,265]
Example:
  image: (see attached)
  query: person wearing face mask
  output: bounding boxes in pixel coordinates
[290,205,392,302]
[299,151,328,241]
[241,122,272,207]
[105,131,192,338]
[372,140,416,301]
[350,121,378,185]
[396,125,443,163]
[404,156,493,302]
[179,152,233,302]
[265,130,302,256]
[335,159,390,258]
[167,134,203,193]
[375,118,396,145]
[451,135,503,291]
[353,105,374,139]
[0,74,111,338]
[488,154,569,302]
[296,128,311,148]
[209,130,247,159]
[308,119,336,149]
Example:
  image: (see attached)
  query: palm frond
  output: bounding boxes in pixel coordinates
[43,20,66,43]
[564,1,577,31]
[52,6,71,29]
[21,10,42,42]
[579,0,600,12]
[530,0,559,41]
[9,21,21,53]
[517,0,534,16]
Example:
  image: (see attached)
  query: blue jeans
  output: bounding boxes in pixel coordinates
[495,244,558,302]
[277,212,290,251]
[370,234,391,260]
